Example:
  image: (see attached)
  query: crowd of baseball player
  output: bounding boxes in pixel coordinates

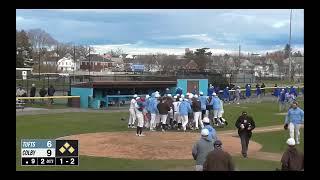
[128,89,229,137]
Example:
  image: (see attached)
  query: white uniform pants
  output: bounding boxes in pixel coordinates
[174,112,181,123]
[213,109,221,118]
[155,114,160,124]
[213,109,223,124]
[181,115,189,131]
[289,123,302,144]
[218,110,224,118]
[129,108,136,125]
[195,165,203,171]
[136,112,144,128]
[160,114,168,124]
[194,112,203,128]
[150,113,156,130]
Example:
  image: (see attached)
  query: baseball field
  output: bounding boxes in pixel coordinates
[16,98,304,171]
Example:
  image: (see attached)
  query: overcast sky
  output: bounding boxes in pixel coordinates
[16,9,304,55]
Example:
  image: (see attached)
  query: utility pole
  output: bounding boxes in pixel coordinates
[289,9,293,81]
[73,45,76,83]
[38,48,41,81]
[56,44,59,73]
[238,44,241,73]
[88,46,91,82]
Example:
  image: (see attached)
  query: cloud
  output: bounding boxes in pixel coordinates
[178,34,213,42]
[16,9,304,53]
[272,20,290,28]
[16,16,24,21]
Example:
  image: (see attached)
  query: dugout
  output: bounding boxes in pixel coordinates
[70,79,208,109]
[70,81,176,109]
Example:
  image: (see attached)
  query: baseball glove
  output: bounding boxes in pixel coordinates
[284,123,288,130]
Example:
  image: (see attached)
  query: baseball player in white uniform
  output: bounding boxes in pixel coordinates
[135,97,145,136]
[218,99,228,126]
[128,94,138,128]
[173,96,181,129]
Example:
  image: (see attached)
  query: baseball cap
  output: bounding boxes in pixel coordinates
[133,94,138,98]
[202,117,210,123]
[201,129,209,136]
[212,92,217,96]
[199,92,204,95]
[286,138,295,146]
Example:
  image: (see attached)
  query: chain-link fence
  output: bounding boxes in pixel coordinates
[16,74,71,97]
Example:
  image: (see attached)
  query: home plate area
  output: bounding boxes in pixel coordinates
[58,131,262,160]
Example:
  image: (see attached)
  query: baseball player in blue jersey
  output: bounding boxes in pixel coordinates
[202,117,217,142]
[179,98,192,132]
[223,87,230,104]
[279,89,286,112]
[211,93,223,126]
[245,84,251,103]
[284,101,304,144]
[273,84,280,102]
[256,85,262,103]
[199,92,208,119]
[207,84,215,98]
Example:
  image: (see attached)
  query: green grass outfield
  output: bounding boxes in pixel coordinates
[16,100,303,171]
[252,129,304,153]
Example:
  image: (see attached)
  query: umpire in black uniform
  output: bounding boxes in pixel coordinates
[235,111,255,158]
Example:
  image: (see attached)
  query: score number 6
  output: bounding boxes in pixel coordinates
[47,141,52,148]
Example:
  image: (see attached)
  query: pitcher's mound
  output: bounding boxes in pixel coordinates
[58,131,262,160]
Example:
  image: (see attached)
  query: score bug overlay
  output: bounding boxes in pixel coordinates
[21,139,79,166]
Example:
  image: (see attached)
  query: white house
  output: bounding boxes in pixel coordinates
[57,57,76,72]
[125,54,137,59]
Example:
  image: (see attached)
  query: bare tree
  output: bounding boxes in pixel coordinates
[27,28,58,51]
[105,48,124,57]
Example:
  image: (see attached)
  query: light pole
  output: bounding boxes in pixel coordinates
[88,46,91,82]
[73,45,76,83]
[288,9,293,81]
[38,48,41,81]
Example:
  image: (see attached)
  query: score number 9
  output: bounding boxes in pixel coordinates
[47,141,52,156]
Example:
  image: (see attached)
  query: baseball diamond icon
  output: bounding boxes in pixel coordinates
[56,140,78,157]
[59,142,75,154]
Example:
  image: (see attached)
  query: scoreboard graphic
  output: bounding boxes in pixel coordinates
[21,139,79,166]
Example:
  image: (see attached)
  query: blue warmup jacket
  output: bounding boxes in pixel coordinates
[285,107,304,124]
[179,100,192,116]
[203,124,217,142]
[199,95,207,110]
[149,98,159,114]
[211,96,221,110]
